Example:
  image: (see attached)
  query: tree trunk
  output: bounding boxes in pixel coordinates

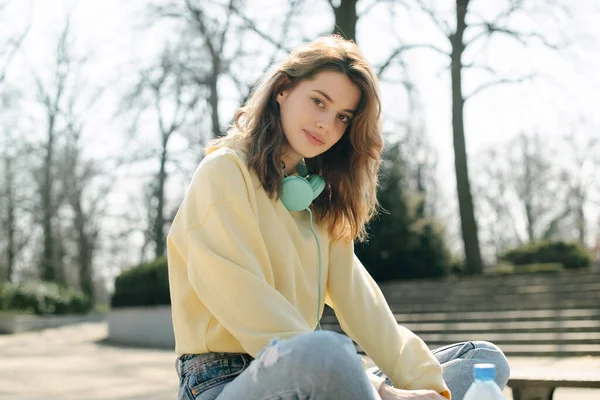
[524,196,535,243]
[209,69,221,138]
[4,155,15,282]
[451,0,483,274]
[522,135,536,242]
[73,195,95,305]
[576,191,586,245]
[41,113,57,282]
[153,145,168,258]
[332,0,358,42]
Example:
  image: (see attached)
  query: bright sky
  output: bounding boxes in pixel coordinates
[3,0,600,267]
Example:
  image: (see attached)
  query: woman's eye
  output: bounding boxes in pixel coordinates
[339,115,350,123]
[312,97,324,107]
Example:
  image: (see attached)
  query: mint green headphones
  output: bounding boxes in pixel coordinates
[280,161,325,330]
[280,162,326,212]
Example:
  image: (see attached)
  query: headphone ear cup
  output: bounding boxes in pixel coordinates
[281,176,313,212]
[307,174,325,200]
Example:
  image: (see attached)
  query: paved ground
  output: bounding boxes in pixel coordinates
[1,322,600,400]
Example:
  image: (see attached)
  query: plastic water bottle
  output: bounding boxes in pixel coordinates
[463,363,505,400]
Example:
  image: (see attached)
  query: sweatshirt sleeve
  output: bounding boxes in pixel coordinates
[178,151,313,357]
[326,239,451,399]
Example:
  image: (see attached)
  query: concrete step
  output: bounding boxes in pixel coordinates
[382,290,600,306]
[382,281,600,297]
[321,308,600,324]
[350,341,600,357]
[341,272,600,357]
[377,271,600,291]
[425,343,600,357]
[321,319,600,334]
[418,331,600,345]
[387,299,600,312]
[379,280,600,296]
[323,303,600,317]
[400,319,600,333]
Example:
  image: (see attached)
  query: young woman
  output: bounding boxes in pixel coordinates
[167,35,510,400]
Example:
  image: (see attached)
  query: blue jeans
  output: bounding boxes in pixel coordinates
[176,330,510,400]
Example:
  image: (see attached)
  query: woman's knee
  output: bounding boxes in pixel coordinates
[470,341,511,386]
[256,330,362,375]
[244,331,374,398]
[287,330,358,365]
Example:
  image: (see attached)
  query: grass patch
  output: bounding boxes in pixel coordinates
[485,262,564,275]
[0,309,35,318]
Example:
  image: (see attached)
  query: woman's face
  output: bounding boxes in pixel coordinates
[277,70,361,171]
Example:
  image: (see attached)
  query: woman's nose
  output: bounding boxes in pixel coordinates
[317,112,336,132]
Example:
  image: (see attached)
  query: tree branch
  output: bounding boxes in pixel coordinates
[464,73,536,102]
[466,23,568,50]
[0,25,30,84]
[228,4,292,53]
[413,0,451,36]
[462,62,500,75]
[217,0,239,55]
[377,43,449,76]
[358,0,404,20]
[494,0,525,22]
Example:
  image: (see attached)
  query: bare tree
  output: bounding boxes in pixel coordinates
[147,0,247,139]
[0,4,30,282]
[31,17,97,284]
[152,0,306,138]
[473,147,523,261]
[122,45,202,259]
[0,112,32,282]
[0,2,30,87]
[559,131,600,245]
[54,97,108,304]
[475,132,575,256]
[33,22,75,283]
[374,0,573,273]
[509,133,571,242]
[0,7,32,285]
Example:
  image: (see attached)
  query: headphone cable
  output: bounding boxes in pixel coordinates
[307,207,322,331]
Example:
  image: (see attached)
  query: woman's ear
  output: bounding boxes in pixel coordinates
[276,75,292,105]
[276,89,287,105]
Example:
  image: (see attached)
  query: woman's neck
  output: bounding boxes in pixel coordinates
[281,152,301,175]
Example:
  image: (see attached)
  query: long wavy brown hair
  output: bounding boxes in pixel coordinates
[206,35,383,243]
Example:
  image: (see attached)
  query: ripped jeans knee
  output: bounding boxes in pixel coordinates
[249,331,362,383]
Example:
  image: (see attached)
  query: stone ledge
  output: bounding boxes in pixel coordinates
[107,305,174,348]
[0,312,105,334]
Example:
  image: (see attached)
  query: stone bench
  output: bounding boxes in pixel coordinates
[508,376,600,400]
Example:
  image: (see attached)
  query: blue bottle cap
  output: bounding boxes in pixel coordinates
[473,363,496,381]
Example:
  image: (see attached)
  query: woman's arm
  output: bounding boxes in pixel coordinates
[326,239,450,399]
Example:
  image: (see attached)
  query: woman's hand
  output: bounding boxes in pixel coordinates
[379,384,447,400]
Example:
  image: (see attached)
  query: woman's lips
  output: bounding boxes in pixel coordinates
[303,129,325,146]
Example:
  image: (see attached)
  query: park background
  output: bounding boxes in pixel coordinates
[1,1,600,398]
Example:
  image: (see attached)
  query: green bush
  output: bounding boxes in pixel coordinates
[0,281,91,315]
[500,241,591,270]
[486,262,564,275]
[111,257,170,308]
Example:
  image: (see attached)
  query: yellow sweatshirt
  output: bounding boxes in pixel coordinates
[166,136,451,399]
